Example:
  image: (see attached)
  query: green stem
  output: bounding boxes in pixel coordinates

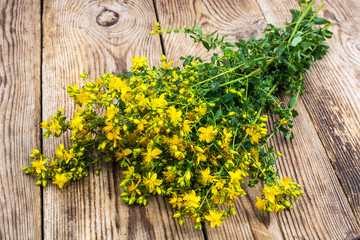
[289,85,302,113]
[195,65,245,86]
[219,57,276,88]
[308,2,325,22]
[241,146,267,178]
[288,0,316,43]
[239,83,278,146]
[195,56,267,86]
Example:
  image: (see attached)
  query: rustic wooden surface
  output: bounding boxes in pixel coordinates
[1,0,360,239]
[0,0,42,239]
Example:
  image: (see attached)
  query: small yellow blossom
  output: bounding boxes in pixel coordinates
[142,147,162,163]
[167,106,182,125]
[70,115,84,130]
[31,157,47,173]
[255,196,268,212]
[183,190,201,209]
[198,126,217,143]
[142,172,162,193]
[280,118,288,125]
[205,210,223,228]
[48,119,62,135]
[199,167,214,185]
[53,173,69,189]
[131,56,148,73]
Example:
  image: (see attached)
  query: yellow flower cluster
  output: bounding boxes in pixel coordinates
[255,176,303,212]
[23,54,303,229]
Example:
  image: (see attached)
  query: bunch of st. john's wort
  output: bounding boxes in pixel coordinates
[23,0,332,229]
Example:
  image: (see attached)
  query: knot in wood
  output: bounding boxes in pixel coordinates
[96,8,119,27]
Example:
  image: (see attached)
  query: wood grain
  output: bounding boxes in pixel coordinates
[156,0,360,238]
[266,99,359,239]
[42,0,203,239]
[156,0,267,66]
[257,0,360,225]
[0,0,42,239]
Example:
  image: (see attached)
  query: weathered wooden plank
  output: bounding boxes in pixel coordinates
[257,0,360,225]
[156,0,360,238]
[266,99,360,239]
[0,0,42,239]
[157,0,267,66]
[42,0,203,239]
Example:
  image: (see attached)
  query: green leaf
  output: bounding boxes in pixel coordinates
[195,23,202,36]
[288,95,297,108]
[215,109,223,119]
[285,133,291,140]
[223,93,235,103]
[300,41,313,49]
[201,40,210,51]
[225,42,236,47]
[211,80,219,91]
[291,36,302,47]
[314,17,330,25]
[292,109,299,118]
[277,43,287,56]
[324,30,333,38]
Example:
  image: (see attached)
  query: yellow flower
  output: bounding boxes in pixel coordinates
[123,166,135,178]
[183,190,201,209]
[182,120,193,135]
[31,157,47,173]
[262,185,281,203]
[40,117,50,129]
[198,126,217,143]
[115,148,132,161]
[199,167,214,185]
[205,210,223,228]
[255,196,268,212]
[108,76,127,92]
[280,118,288,125]
[151,94,168,107]
[162,60,174,70]
[272,203,285,212]
[106,128,122,148]
[196,154,207,164]
[162,167,176,182]
[142,147,162,163]
[127,180,141,196]
[228,169,245,184]
[142,172,162,193]
[70,115,84,130]
[131,56,148,73]
[194,105,207,115]
[246,126,262,144]
[63,148,76,163]
[222,128,233,146]
[48,119,62,135]
[169,194,183,208]
[75,89,92,106]
[250,132,262,144]
[280,176,291,190]
[53,173,69,189]
[55,144,65,159]
[167,106,182,125]
[259,115,268,122]
[104,104,119,120]
[250,147,259,163]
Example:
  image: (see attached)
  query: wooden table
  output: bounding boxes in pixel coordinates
[1,0,360,239]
